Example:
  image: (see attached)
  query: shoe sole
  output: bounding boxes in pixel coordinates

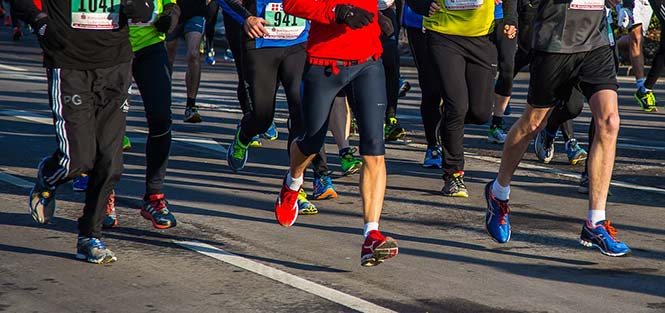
[569,153,587,165]
[579,239,631,257]
[487,138,505,144]
[422,163,442,169]
[361,237,398,267]
[313,189,338,200]
[72,187,87,192]
[441,190,469,198]
[484,182,511,244]
[29,189,49,224]
[184,114,202,123]
[102,219,119,229]
[76,253,118,264]
[299,207,319,215]
[342,165,362,176]
[140,210,176,229]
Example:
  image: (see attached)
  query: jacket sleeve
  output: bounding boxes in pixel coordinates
[8,0,43,27]
[503,0,518,27]
[216,0,250,24]
[283,0,340,24]
[622,0,634,9]
[404,0,431,16]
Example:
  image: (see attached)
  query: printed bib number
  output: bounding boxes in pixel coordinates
[443,0,483,10]
[263,3,306,40]
[569,0,604,10]
[71,0,120,30]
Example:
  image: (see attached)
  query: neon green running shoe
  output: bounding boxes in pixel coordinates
[227,126,249,172]
[635,90,658,112]
[297,189,318,215]
[123,136,131,151]
[340,147,363,176]
[384,117,406,141]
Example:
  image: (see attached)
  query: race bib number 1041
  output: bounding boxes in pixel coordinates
[71,0,121,30]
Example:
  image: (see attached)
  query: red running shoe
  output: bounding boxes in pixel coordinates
[275,181,300,227]
[361,230,398,267]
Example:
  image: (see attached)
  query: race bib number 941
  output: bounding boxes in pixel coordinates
[264,3,306,40]
[71,0,120,30]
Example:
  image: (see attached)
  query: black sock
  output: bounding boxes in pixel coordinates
[186,97,196,108]
[491,116,504,128]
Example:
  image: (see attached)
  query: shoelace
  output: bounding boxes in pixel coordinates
[452,175,465,190]
[232,139,247,159]
[602,220,620,242]
[342,147,358,159]
[150,198,169,215]
[496,200,511,225]
[89,238,106,250]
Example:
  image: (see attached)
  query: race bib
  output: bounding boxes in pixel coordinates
[263,3,306,40]
[71,0,120,30]
[569,0,604,10]
[443,0,483,10]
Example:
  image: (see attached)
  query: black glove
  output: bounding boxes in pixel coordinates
[123,0,155,23]
[378,12,394,37]
[33,16,65,51]
[154,3,180,33]
[334,5,374,29]
[405,0,433,16]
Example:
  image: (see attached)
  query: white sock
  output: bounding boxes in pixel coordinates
[285,171,303,191]
[363,222,379,238]
[587,210,606,225]
[492,179,510,201]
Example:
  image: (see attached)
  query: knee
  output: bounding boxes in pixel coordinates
[595,112,620,137]
[517,116,547,134]
[465,107,492,125]
[186,50,199,64]
[147,116,172,137]
[361,155,385,169]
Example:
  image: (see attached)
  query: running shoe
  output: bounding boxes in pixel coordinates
[565,139,587,165]
[441,171,468,198]
[484,180,511,243]
[503,104,512,116]
[12,26,22,41]
[199,39,205,54]
[102,191,118,229]
[361,230,398,267]
[634,89,658,112]
[577,172,612,196]
[206,48,216,65]
[123,135,132,151]
[398,79,411,98]
[72,173,89,192]
[223,49,234,62]
[297,189,318,215]
[312,174,337,200]
[579,219,631,257]
[29,157,56,224]
[534,129,555,164]
[140,193,177,229]
[76,236,117,264]
[487,125,507,144]
[275,177,300,227]
[249,135,262,147]
[340,148,363,176]
[262,121,278,141]
[227,126,249,172]
[423,145,442,169]
[384,117,407,141]
[184,106,202,123]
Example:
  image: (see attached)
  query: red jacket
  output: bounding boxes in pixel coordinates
[283,0,382,62]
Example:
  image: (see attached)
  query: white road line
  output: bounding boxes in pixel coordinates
[0,64,28,72]
[0,172,33,188]
[0,110,52,125]
[175,240,397,313]
[130,130,227,154]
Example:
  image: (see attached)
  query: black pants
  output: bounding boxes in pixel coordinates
[407,26,441,148]
[41,62,131,238]
[646,0,665,89]
[493,19,518,97]
[223,13,251,114]
[205,1,219,51]
[380,6,400,121]
[429,32,495,176]
[132,42,173,196]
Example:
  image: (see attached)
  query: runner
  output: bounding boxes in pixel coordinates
[631,0,665,112]
[488,2,515,145]
[402,2,443,168]
[486,0,631,256]
[617,0,658,111]
[408,0,496,198]
[165,0,206,123]
[379,0,407,142]
[14,0,153,263]
[277,0,399,267]
[204,0,219,65]
[329,93,364,177]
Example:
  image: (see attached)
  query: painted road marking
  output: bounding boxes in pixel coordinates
[175,240,397,313]
[0,171,33,188]
[0,64,28,72]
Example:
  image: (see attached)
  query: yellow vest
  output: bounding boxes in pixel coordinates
[423,0,495,37]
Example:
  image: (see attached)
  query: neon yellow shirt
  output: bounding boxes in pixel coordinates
[129,0,175,52]
[423,0,495,37]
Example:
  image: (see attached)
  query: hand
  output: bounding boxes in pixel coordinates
[334,5,374,29]
[33,16,65,50]
[244,16,270,38]
[123,0,155,23]
[154,2,180,33]
[617,7,634,29]
[503,24,516,39]
[428,1,440,16]
[378,13,394,36]
[494,0,502,5]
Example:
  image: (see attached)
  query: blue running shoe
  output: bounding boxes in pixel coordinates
[72,174,89,192]
[484,180,511,243]
[249,135,262,147]
[580,220,631,257]
[29,157,57,224]
[312,174,337,200]
[503,104,512,116]
[398,79,411,98]
[423,145,442,168]
[76,236,117,264]
[263,121,278,141]
[565,139,587,165]
[227,126,249,172]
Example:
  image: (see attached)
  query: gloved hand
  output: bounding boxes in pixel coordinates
[123,0,155,23]
[334,5,374,29]
[154,2,180,33]
[378,12,394,36]
[33,16,65,50]
[617,7,634,30]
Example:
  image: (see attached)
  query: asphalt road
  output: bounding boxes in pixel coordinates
[1,26,664,313]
